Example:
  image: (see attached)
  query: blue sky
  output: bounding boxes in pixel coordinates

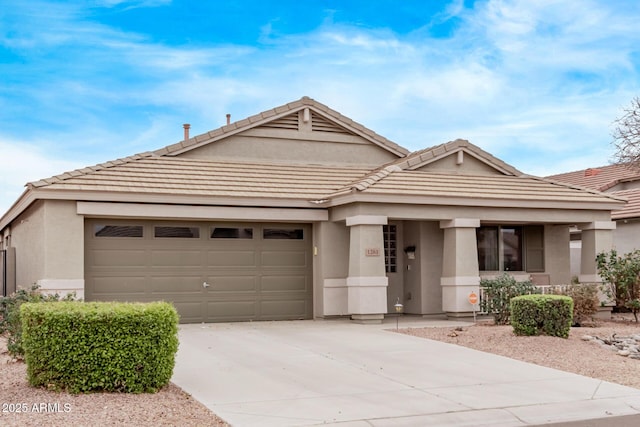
[2,0,640,213]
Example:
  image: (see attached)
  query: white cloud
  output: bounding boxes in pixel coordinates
[2,0,640,212]
[0,138,89,213]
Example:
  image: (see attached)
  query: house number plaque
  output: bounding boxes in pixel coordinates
[365,248,381,257]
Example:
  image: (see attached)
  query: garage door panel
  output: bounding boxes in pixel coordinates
[260,300,307,318]
[150,276,204,293]
[205,276,257,292]
[261,275,308,292]
[151,250,204,267]
[171,302,203,323]
[91,250,146,267]
[92,276,148,295]
[261,251,307,267]
[207,301,257,319]
[207,251,256,267]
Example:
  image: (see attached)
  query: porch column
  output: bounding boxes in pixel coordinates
[579,221,616,284]
[440,218,480,317]
[345,215,388,324]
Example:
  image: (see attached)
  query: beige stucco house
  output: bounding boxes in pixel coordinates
[0,97,625,323]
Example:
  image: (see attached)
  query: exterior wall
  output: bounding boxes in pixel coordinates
[579,222,615,283]
[415,152,503,175]
[544,224,571,285]
[317,221,350,316]
[179,129,399,167]
[10,201,46,290]
[9,200,84,297]
[613,220,640,254]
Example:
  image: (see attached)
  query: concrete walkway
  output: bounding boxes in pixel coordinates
[172,317,640,426]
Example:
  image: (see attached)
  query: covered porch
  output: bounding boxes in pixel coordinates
[318,207,617,323]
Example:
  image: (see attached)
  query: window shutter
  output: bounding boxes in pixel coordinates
[525,225,545,272]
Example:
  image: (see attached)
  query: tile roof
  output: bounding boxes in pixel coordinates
[389,139,522,175]
[30,156,371,201]
[26,138,623,210]
[547,164,640,219]
[610,189,640,220]
[332,170,622,205]
[546,163,640,192]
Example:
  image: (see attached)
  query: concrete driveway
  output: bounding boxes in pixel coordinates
[172,318,640,427]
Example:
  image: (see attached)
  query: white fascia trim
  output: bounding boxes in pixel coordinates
[346,276,388,287]
[345,215,388,226]
[77,202,328,222]
[440,218,480,229]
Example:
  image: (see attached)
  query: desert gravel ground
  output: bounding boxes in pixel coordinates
[1,317,640,426]
[398,316,640,389]
[0,336,229,427]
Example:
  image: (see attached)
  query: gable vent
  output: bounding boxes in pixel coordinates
[311,112,351,134]
[260,113,299,130]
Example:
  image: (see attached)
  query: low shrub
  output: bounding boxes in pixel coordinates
[21,301,179,394]
[0,285,76,358]
[511,294,573,338]
[549,284,599,326]
[480,274,539,324]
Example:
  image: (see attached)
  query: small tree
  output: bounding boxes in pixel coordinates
[612,96,640,166]
[595,249,640,322]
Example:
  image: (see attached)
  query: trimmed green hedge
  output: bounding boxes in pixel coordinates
[510,294,573,338]
[21,301,179,394]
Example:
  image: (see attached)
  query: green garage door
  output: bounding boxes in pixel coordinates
[84,220,313,323]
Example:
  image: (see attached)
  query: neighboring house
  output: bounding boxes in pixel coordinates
[0,97,625,323]
[548,165,640,277]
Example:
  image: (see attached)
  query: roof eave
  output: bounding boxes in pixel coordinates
[0,188,37,231]
[9,188,329,211]
[324,192,625,211]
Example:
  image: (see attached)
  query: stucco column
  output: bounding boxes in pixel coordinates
[440,218,480,317]
[579,221,616,283]
[346,215,388,324]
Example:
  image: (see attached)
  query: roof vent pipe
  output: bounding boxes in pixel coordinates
[226,114,231,125]
[183,124,191,141]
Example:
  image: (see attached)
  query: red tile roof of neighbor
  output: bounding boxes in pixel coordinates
[546,163,640,192]
[547,164,640,220]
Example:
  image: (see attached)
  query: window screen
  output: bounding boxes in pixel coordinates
[154,226,200,238]
[94,225,143,238]
[211,227,254,239]
[263,228,303,239]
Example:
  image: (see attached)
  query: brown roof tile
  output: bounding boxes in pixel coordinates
[610,189,640,220]
[547,164,640,192]
[343,170,621,204]
[32,157,370,201]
